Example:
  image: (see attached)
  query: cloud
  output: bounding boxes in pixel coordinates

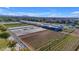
[0,8,68,17]
[24,12,50,17]
[0,8,61,17]
[0,7,74,17]
[1,12,51,17]
[0,12,68,17]
[71,11,79,15]
[4,7,10,9]
[48,13,68,17]
[48,13,62,17]
[70,11,79,17]
[1,12,26,16]
[0,7,11,13]
[24,12,65,17]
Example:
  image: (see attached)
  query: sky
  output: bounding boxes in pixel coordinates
[0,7,79,17]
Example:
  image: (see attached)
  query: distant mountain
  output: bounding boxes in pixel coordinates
[0,14,79,19]
[0,14,31,17]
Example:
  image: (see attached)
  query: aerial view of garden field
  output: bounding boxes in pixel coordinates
[0,7,79,51]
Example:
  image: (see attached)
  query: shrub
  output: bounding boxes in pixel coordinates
[0,24,7,31]
[0,31,10,39]
[8,40,16,48]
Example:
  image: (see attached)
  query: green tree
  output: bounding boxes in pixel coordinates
[0,24,7,31]
[0,31,10,39]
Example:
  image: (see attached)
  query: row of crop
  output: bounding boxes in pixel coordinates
[39,34,68,51]
[39,34,79,51]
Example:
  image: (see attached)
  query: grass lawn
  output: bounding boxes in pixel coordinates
[4,23,29,28]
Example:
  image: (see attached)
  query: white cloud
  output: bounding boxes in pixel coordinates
[48,13,68,17]
[71,11,79,15]
[1,12,51,17]
[5,7,10,8]
[1,12,26,16]
[0,8,68,17]
[48,14,61,17]
[0,8,11,13]
[70,11,79,17]
[24,12,65,17]
[1,12,68,17]
[24,12,50,17]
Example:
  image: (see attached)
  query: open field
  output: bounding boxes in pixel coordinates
[19,29,79,51]
[39,34,79,51]
[19,30,66,50]
[4,23,28,28]
[39,29,79,51]
[1,23,79,51]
